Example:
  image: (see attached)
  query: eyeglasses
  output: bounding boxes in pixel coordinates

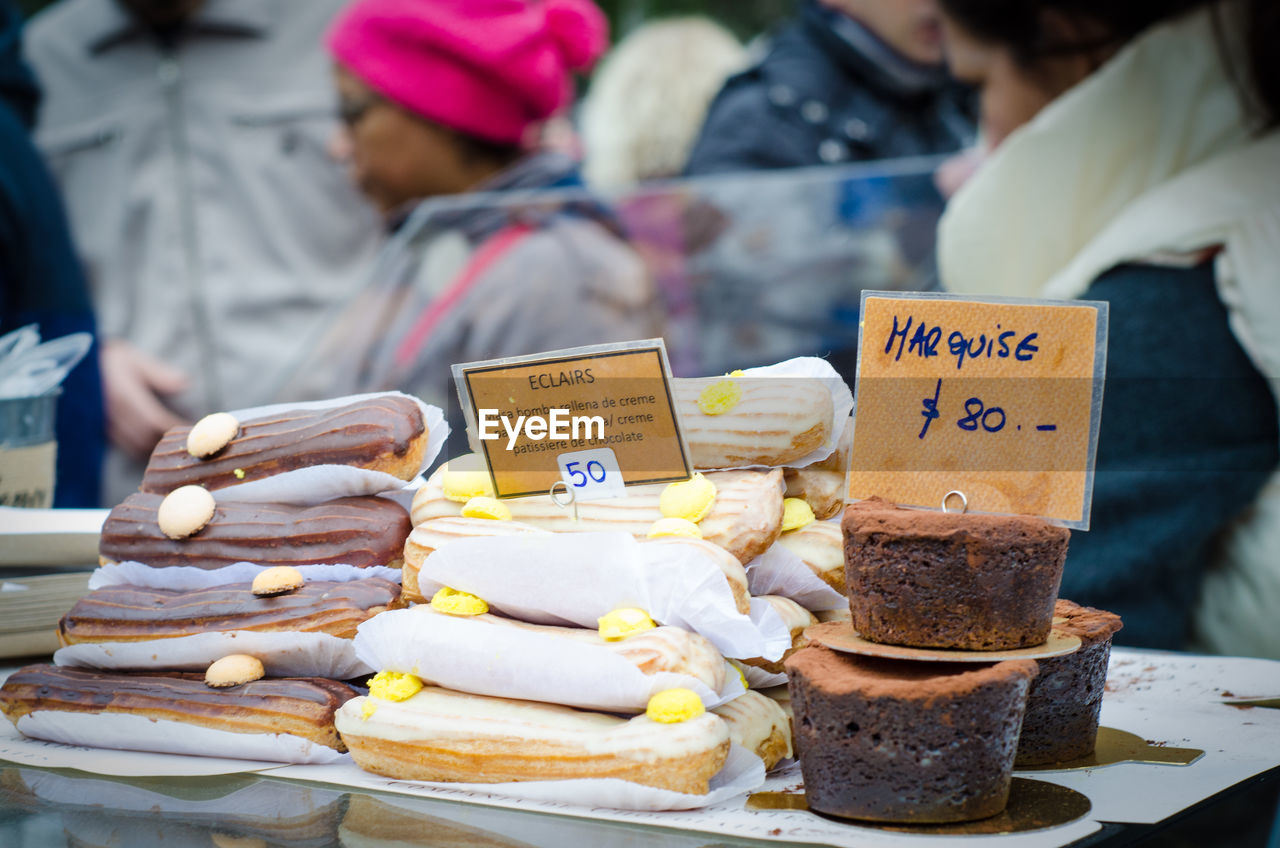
[338,94,382,128]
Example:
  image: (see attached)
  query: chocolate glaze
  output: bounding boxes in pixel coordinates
[0,665,355,724]
[99,494,411,569]
[843,498,1070,650]
[59,578,402,644]
[140,396,425,493]
[786,646,1036,824]
[1016,599,1123,766]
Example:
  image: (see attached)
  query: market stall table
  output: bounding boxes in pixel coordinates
[0,648,1277,846]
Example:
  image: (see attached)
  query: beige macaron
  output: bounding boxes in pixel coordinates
[251,566,305,597]
[186,412,241,459]
[157,485,217,540]
[205,654,265,688]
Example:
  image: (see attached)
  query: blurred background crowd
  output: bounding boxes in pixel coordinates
[0,0,1277,658]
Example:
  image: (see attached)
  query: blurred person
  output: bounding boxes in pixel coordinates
[24,0,382,504]
[579,17,746,188]
[0,0,103,507]
[683,0,974,175]
[275,0,657,452]
[936,0,1280,653]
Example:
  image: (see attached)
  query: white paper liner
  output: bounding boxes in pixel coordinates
[88,560,402,590]
[735,356,853,469]
[54,631,369,679]
[0,720,281,776]
[415,533,791,661]
[13,711,346,765]
[740,663,788,689]
[193,391,447,505]
[276,743,764,812]
[353,608,745,712]
[746,538,846,611]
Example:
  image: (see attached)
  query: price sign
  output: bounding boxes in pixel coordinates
[848,292,1107,528]
[454,340,692,499]
[556,448,626,502]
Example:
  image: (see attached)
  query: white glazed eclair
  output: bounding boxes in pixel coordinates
[410,466,784,564]
[671,377,833,469]
[336,687,730,794]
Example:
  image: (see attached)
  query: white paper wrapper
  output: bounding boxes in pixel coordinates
[416,533,791,661]
[275,743,764,812]
[88,560,402,590]
[746,540,846,611]
[354,608,745,713]
[54,630,369,679]
[0,720,282,776]
[739,357,853,469]
[194,391,447,505]
[738,662,788,689]
[14,711,347,765]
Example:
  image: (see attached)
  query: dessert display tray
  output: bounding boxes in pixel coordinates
[2,649,1278,847]
[806,620,1083,662]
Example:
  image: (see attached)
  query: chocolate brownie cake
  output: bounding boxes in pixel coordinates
[786,645,1037,823]
[1016,599,1123,766]
[843,498,1069,650]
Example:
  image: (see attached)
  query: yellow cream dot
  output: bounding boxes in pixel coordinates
[598,608,657,641]
[696,379,743,415]
[646,688,705,723]
[431,586,489,616]
[726,369,746,377]
[647,517,702,539]
[442,459,495,503]
[659,473,717,522]
[367,670,424,702]
[361,699,378,720]
[460,496,512,521]
[781,498,816,532]
[233,468,246,480]
[729,660,749,691]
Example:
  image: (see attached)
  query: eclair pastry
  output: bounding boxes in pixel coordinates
[401,517,549,603]
[409,606,728,694]
[671,377,834,469]
[336,686,730,794]
[99,494,412,570]
[775,519,845,594]
[712,690,792,769]
[740,595,816,674]
[58,578,403,645]
[411,466,784,564]
[140,394,430,493]
[0,665,354,755]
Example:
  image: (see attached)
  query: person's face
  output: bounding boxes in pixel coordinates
[331,66,476,218]
[115,0,206,29]
[822,0,946,66]
[940,13,1099,149]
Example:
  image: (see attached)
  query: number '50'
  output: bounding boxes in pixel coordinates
[565,460,608,487]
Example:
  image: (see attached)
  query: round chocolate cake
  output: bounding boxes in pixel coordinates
[786,646,1037,823]
[843,498,1070,650]
[1016,599,1123,766]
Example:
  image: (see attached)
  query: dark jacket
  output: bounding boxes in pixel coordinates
[0,1,104,507]
[684,1,974,175]
[1065,260,1278,649]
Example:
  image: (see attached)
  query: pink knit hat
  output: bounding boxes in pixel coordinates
[327,0,608,145]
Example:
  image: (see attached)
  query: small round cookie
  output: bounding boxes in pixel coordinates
[157,485,217,540]
[187,412,241,459]
[206,654,265,688]
[251,565,305,597]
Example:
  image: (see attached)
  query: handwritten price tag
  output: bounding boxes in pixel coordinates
[848,293,1107,528]
[557,448,626,502]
